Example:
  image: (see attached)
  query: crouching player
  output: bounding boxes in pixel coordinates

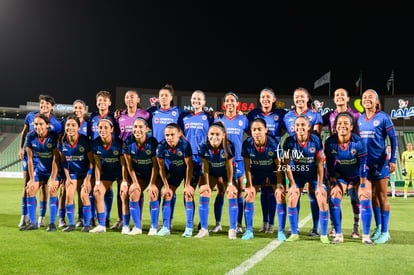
[242,118,285,240]
[283,115,329,243]
[122,118,160,235]
[325,112,374,245]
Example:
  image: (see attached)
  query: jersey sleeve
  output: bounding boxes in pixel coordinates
[241,139,250,158]
[383,113,398,163]
[156,142,165,159]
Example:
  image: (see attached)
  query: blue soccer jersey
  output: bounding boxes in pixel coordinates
[214,114,249,162]
[247,108,287,142]
[91,135,123,181]
[358,110,398,165]
[89,111,119,141]
[148,106,184,142]
[198,141,235,180]
[58,135,91,180]
[283,133,324,181]
[25,130,58,177]
[156,136,192,184]
[122,134,158,181]
[324,132,368,182]
[179,111,212,155]
[24,111,63,134]
[283,108,323,136]
[79,119,90,137]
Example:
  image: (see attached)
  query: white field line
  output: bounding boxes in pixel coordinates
[226,214,312,275]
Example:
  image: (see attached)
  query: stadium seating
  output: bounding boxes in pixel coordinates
[0,134,21,172]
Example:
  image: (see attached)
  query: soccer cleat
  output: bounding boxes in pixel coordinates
[258,222,269,233]
[320,235,330,244]
[265,224,275,234]
[90,225,106,233]
[370,226,382,240]
[309,230,320,237]
[374,232,391,244]
[18,215,27,228]
[38,216,45,227]
[277,231,287,241]
[286,234,299,242]
[20,222,37,231]
[236,224,243,234]
[182,228,193,238]
[241,230,254,240]
[121,226,131,235]
[362,235,375,246]
[75,219,84,228]
[194,228,209,238]
[331,233,344,244]
[148,227,158,236]
[156,226,170,236]
[228,229,237,240]
[351,231,360,239]
[329,228,336,237]
[58,219,66,228]
[81,226,90,233]
[62,225,76,232]
[110,220,123,230]
[209,223,222,233]
[128,227,143,235]
[46,223,57,232]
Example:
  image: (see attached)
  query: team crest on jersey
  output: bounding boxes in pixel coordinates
[47,143,53,149]
[113,150,119,156]
[82,127,87,133]
[351,149,357,155]
[121,126,125,132]
[274,115,279,121]
[373,120,380,126]
[185,123,190,129]
[238,120,243,126]
[308,116,313,121]
[309,147,316,153]
[172,111,177,116]
[202,115,207,120]
[290,126,295,132]
[221,152,226,159]
[154,118,160,124]
[177,150,183,157]
[79,146,85,152]
[146,149,151,155]
[268,151,274,157]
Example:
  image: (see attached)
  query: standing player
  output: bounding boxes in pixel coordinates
[214,92,249,234]
[322,88,362,238]
[122,118,160,235]
[325,113,374,245]
[401,142,414,199]
[195,122,234,238]
[155,123,193,236]
[242,118,285,240]
[283,115,329,243]
[90,119,127,233]
[20,113,60,231]
[247,88,287,234]
[57,115,94,232]
[283,87,323,237]
[18,95,62,228]
[89,90,122,230]
[358,89,398,244]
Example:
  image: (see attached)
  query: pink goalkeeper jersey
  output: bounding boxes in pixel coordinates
[117,108,150,141]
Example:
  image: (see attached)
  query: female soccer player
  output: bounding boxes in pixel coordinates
[247,88,287,234]
[324,112,374,245]
[155,123,193,237]
[214,92,249,234]
[122,118,160,235]
[195,122,234,238]
[358,89,398,244]
[401,142,414,199]
[20,113,60,231]
[283,115,329,243]
[90,119,128,233]
[242,118,285,240]
[283,88,323,236]
[322,88,362,238]
[58,115,94,232]
[18,95,62,228]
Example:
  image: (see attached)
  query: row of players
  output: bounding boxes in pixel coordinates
[17,85,397,245]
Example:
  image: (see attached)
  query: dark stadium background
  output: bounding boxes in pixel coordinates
[0,2,411,111]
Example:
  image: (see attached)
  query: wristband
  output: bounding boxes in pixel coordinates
[95,180,100,185]
[87,168,93,175]
[122,181,128,186]
[227,182,233,186]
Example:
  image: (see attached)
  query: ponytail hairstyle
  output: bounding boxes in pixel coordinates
[333,112,358,134]
[160,84,175,106]
[363,89,381,110]
[293,87,315,110]
[208,121,232,159]
[259,88,277,110]
[125,90,142,109]
[34,113,50,124]
[61,114,81,144]
[164,122,182,137]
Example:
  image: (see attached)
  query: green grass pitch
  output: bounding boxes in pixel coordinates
[0,178,413,274]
